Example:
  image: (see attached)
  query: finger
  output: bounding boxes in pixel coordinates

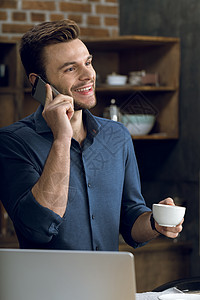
[66,104,74,120]
[164,231,179,239]
[45,99,74,121]
[156,222,183,238]
[49,96,74,118]
[53,100,74,119]
[159,197,175,206]
[46,93,74,107]
[45,84,53,106]
[177,217,184,226]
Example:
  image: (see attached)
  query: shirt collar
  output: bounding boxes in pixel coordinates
[34,104,101,136]
[34,105,51,134]
[83,109,101,137]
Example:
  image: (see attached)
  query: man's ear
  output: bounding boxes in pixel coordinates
[29,73,38,86]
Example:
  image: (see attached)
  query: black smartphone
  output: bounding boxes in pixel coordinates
[31,76,60,106]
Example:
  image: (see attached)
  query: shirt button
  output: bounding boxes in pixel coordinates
[88,183,91,188]
[92,214,95,220]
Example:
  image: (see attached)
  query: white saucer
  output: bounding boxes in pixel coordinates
[158,294,200,299]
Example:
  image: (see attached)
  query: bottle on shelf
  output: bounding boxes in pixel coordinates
[103,99,121,122]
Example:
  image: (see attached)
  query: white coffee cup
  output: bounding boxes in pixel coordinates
[153,204,186,227]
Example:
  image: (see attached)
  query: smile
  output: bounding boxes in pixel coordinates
[75,86,92,92]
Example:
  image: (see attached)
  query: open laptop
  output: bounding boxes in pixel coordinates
[0,249,136,300]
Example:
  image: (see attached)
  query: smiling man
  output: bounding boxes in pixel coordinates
[0,20,183,250]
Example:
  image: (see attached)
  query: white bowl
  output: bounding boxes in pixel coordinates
[159,294,200,299]
[106,74,127,85]
[121,114,155,136]
[153,204,186,227]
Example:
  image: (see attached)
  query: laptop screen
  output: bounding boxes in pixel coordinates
[0,249,136,300]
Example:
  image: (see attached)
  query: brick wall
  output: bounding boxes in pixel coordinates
[0,0,119,41]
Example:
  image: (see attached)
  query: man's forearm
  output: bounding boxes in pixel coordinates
[131,211,159,243]
[32,138,71,217]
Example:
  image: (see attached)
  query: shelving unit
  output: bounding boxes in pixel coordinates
[84,35,180,140]
[0,41,23,127]
[0,41,22,248]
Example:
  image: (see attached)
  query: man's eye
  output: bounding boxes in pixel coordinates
[65,67,75,72]
[86,60,92,66]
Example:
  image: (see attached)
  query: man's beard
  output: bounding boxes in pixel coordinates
[73,95,97,111]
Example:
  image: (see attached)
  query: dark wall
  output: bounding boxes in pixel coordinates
[119,0,200,276]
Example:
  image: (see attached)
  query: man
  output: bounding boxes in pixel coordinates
[0,20,183,250]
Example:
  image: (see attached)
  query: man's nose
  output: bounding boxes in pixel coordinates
[79,66,95,81]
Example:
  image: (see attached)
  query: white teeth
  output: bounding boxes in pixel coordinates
[76,86,91,92]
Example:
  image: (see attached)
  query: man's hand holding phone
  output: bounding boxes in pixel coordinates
[31,80,73,218]
[42,84,74,141]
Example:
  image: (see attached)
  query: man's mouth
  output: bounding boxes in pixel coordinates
[74,82,95,95]
[73,83,97,109]
[75,86,92,93]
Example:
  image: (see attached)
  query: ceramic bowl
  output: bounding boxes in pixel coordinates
[153,204,186,227]
[121,114,155,136]
[106,74,127,85]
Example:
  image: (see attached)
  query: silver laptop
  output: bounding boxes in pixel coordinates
[0,249,136,300]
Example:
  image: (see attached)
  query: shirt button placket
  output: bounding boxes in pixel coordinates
[87,179,98,250]
[91,214,98,250]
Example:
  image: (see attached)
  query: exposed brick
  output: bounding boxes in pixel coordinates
[2,23,33,34]
[60,2,91,13]
[0,0,119,40]
[68,14,83,24]
[0,11,7,21]
[22,1,55,11]
[31,12,45,22]
[0,36,21,42]
[50,14,65,21]
[12,12,26,22]
[87,16,101,26]
[96,4,118,15]
[111,28,119,37]
[0,36,10,42]
[104,16,118,26]
[0,1,17,9]
[80,27,109,38]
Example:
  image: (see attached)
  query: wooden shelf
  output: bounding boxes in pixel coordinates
[96,85,176,92]
[85,35,180,140]
[0,41,23,128]
[0,236,19,248]
[132,133,177,140]
[0,87,22,94]
[84,35,180,49]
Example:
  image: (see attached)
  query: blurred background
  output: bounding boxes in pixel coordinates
[0,0,200,293]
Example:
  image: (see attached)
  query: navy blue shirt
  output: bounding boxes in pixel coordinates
[0,105,150,250]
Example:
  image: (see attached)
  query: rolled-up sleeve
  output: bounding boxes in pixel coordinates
[120,136,151,248]
[15,191,64,243]
[0,130,64,245]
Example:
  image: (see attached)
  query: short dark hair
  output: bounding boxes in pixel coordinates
[19,19,80,79]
